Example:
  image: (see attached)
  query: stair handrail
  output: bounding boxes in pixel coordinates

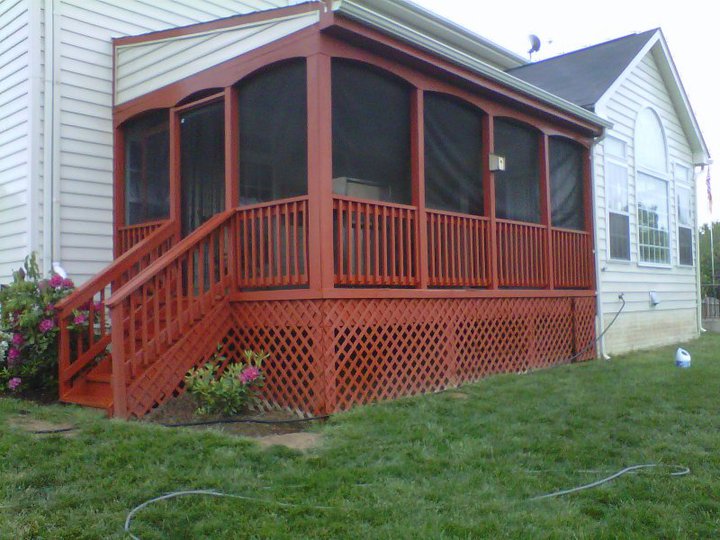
[56,220,176,315]
[105,209,236,309]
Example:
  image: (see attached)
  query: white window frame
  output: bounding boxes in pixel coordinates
[604,137,631,261]
[675,164,694,267]
[634,108,671,268]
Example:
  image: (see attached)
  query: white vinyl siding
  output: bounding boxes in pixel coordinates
[595,49,697,354]
[115,11,320,105]
[49,0,294,283]
[0,0,31,283]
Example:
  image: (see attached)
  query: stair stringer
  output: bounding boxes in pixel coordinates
[123,299,235,418]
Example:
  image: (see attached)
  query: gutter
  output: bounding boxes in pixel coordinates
[334,0,612,132]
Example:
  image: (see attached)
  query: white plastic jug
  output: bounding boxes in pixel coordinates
[675,348,691,368]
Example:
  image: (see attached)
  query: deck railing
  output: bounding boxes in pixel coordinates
[117,219,169,255]
[235,196,309,288]
[56,221,176,398]
[496,219,548,288]
[427,209,491,288]
[552,228,593,289]
[333,196,417,287]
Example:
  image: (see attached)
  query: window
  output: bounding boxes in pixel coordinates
[494,119,540,223]
[635,109,669,265]
[676,165,693,266]
[605,138,630,260]
[124,111,169,225]
[239,60,307,205]
[424,93,483,215]
[549,137,584,230]
[637,172,670,264]
[332,60,411,204]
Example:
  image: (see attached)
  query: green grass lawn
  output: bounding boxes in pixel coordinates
[2,335,719,539]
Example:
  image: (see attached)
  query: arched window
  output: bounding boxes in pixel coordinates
[494,119,540,223]
[549,137,584,230]
[331,59,411,204]
[238,59,307,204]
[424,92,484,215]
[635,108,670,264]
[123,110,170,225]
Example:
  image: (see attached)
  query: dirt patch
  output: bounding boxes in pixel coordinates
[8,416,76,436]
[446,391,469,400]
[142,392,324,439]
[255,432,323,451]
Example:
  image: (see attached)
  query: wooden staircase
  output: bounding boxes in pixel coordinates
[57,209,238,418]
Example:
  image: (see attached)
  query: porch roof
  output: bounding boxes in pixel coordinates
[113,0,610,133]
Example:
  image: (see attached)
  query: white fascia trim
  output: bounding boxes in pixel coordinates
[334,0,611,131]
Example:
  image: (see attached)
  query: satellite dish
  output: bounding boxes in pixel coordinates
[528,34,541,59]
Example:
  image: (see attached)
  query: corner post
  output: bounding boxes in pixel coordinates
[540,133,554,289]
[484,114,499,289]
[306,53,334,292]
[411,89,428,288]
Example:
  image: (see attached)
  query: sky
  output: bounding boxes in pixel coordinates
[413,0,718,225]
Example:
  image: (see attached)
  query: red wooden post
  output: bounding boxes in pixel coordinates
[411,89,429,289]
[583,145,596,291]
[111,302,128,418]
[307,53,334,292]
[169,108,182,243]
[113,126,126,259]
[540,133,554,289]
[484,114,499,289]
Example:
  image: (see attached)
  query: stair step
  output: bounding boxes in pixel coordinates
[63,380,113,410]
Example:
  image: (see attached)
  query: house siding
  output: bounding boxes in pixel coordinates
[46,0,295,284]
[0,0,31,283]
[595,51,698,354]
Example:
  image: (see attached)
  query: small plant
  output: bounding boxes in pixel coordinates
[0,254,77,394]
[184,349,268,416]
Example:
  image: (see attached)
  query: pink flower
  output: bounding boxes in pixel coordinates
[49,274,64,288]
[11,333,23,347]
[39,319,55,333]
[239,366,261,384]
[93,301,103,312]
[46,303,55,314]
[7,377,21,391]
[62,278,74,289]
[73,313,88,325]
[7,348,21,365]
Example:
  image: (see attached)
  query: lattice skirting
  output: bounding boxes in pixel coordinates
[229,296,596,416]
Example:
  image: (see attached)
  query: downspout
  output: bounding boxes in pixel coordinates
[42,0,57,274]
[27,0,42,259]
[590,132,609,358]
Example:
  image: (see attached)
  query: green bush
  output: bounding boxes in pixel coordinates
[184,349,268,416]
[0,254,76,394]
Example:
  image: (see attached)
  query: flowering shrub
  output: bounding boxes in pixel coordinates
[0,254,77,394]
[184,349,268,416]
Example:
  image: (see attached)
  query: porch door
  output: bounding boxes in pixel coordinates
[180,100,225,237]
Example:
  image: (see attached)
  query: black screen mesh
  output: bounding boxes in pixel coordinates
[550,137,585,230]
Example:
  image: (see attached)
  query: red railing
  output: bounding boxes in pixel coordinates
[235,197,309,289]
[427,209,490,288]
[496,219,548,288]
[56,221,176,398]
[106,210,237,415]
[333,196,417,287]
[552,228,593,289]
[117,219,168,255]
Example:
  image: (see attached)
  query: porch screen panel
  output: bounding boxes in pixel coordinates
[124,111,169,225]
[332,59,411,204]
[494,119,540,223]
[238,59,307,205]
[181,101,225,236]
[549,137,584,230]
[424,93,483,215]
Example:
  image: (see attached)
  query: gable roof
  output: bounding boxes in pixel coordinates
[507,30,656,109]
[508,29,709,164]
